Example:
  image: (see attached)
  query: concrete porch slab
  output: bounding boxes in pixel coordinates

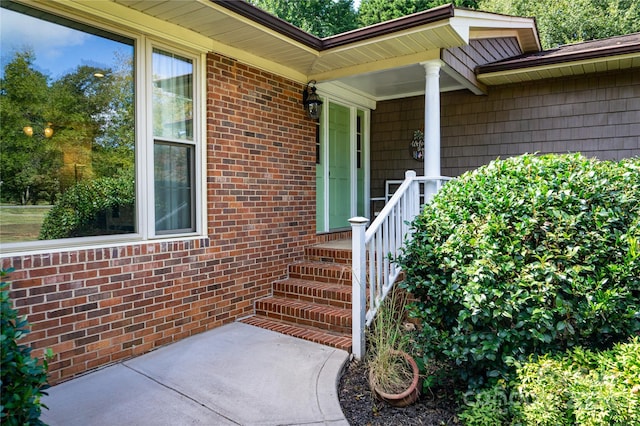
[41,322,350,426]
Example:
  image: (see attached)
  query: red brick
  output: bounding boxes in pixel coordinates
[0,52,317,384]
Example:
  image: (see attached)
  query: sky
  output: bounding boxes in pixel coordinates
[0,7,130,80]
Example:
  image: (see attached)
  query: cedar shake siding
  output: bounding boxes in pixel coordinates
[370,68,639,197]
[443,38,523,93]
[1,53,318,385]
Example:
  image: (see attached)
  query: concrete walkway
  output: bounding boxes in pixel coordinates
[41,322,350,426]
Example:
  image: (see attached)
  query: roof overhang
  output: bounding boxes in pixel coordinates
[18,0,540,102]
[477,32,640,85]
[106,0,539,101]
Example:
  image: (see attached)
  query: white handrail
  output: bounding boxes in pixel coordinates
[350,171,452,359]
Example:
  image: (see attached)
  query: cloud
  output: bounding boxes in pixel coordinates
[1,8,109,78]
[1,8,88,56]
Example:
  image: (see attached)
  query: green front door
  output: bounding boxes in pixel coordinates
[328,103,351,229]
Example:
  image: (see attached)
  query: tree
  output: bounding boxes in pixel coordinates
[358,0,478,26]
[0,51,61,205]
[478,0,640,48]
[248,0,359,37]
[0,50,135,206]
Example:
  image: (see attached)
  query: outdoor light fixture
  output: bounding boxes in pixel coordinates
[302,80,323,120]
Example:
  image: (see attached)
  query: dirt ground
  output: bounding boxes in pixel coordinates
[338,359,461,425]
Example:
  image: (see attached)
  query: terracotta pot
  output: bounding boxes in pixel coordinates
[372,350,421,407]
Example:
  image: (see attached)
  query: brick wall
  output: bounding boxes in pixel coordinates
[1,53,317,384]
[370,69,640,196]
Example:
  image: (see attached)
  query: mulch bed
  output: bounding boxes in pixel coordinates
[338,359,461,425]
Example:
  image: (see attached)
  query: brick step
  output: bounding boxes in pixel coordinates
[273,278,351,309]
[288,261,351,285]
[305,244,352,265]
[255,297,351,334]
[240,316,352,352]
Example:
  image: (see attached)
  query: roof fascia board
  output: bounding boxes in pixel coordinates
[452,8,541,51]
[477,46,640,74]
[470,29,521,40]
[319,21,462,55]
[310,49,441,82]
[315,81,377,110]
[453,8,538,29]
[477,52,640,84]
[207,0,320,55]
[214,1,455,52]
[321,4,454,49]
[211,0,321,50]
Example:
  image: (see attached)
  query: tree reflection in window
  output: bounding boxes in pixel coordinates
[0,4,135,242]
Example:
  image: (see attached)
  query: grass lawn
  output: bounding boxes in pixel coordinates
[0,205,52,243]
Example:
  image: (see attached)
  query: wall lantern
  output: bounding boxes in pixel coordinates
[302,80,323,120]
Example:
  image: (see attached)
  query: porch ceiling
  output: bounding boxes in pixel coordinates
[110,0,540,101]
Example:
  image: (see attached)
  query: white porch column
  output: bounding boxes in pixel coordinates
[421,60,443,201]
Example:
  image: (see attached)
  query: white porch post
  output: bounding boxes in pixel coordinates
[421,60,443,202]
[349,216,369,360]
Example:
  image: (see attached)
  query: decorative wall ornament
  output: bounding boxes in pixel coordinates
[409,129,424,161]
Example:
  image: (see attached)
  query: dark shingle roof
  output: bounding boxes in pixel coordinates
[477,32,640,74]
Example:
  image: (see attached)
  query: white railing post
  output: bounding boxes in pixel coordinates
[349,216,369,360]
[405,170,418,237]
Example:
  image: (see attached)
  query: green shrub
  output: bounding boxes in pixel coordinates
[39,171,134,240]
[517,338,640,425]
[457,380,520,426]
[1,270,51,425]
[459,338,640,425]
[397,153,640,386]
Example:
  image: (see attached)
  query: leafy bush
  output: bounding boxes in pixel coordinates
[397,153,640,386]
[457,380,520,426]
[1,270,51,425]
[39,171,134,240]
[460,338,640,425]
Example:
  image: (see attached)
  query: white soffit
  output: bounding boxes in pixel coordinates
[56,0,539,99]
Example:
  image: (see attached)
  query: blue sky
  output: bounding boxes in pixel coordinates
[0,7,130,80]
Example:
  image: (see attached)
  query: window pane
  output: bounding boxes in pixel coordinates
[152,49,193,141]
[0,4,135,242]
[154,143,194,233]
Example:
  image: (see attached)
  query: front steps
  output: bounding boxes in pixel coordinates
[240,243,353,351]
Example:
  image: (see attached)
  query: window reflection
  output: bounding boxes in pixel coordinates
[0,4,135,242]
[152,49,195,233]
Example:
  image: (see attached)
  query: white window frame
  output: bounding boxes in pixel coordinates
[0,6,206,255]
[144,41,204,240]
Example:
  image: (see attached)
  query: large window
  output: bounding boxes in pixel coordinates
[0,3,201,251]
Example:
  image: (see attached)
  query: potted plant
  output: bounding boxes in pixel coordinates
[367,291,420,407]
